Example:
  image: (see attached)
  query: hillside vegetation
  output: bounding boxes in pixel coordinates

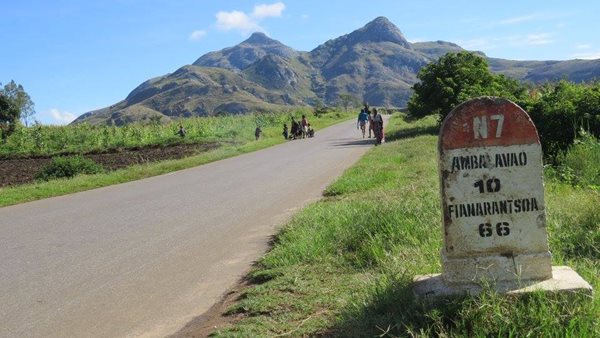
[209,114,599,337]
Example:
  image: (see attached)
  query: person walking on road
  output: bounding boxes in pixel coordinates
[357,108,369,138]
[372,108,384,145]
[367,108,373,138]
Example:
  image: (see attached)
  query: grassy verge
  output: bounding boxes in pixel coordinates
[211,114,599,337]
[0,111,352,207]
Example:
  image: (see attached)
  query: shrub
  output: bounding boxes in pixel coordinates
[36,156,104,181]
[557,131,600,188]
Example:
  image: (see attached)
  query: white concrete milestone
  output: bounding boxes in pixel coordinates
[414,97,593,297]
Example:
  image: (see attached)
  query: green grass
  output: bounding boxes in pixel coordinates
[211,114,599,337]
[0,110,353,207]
[555,131,600,189]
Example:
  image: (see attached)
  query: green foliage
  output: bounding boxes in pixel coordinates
[521,80,600,159]
[551,131,600,188]
[312,99,331,117]
[36,156,104,181]
[407,52,600,160]
[0,80,36,127]
[0,94,20,141]
[408,52,526,121]
[546,181,600,261]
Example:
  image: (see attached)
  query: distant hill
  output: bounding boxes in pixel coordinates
[73,17,600,125]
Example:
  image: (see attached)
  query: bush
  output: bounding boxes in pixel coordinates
[36,156,104,181]
[408,52,527,121]
[556,131,600,188]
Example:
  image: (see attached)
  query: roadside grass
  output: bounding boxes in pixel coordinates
[0,111,352,208]
[211,114,599,337]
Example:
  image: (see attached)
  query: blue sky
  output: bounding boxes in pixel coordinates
[2,0,599,124]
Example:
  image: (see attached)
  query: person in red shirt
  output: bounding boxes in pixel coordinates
[301,114,309,139]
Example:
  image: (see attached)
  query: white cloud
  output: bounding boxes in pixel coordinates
[46,108,76,125]
[216,10,263,33]
[215,2,286,35]
[576,44,591,49]
[189,30,207,41]
[572,51,600,60]
[252,2,285,19]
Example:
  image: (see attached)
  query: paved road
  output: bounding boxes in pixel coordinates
[0,118,384,337]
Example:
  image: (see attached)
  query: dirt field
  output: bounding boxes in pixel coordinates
[0,142,219,187]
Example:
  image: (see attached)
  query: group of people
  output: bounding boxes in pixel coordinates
[357,105,384,144]
[180,109,382,144]
[284,115,314,140]
[254,115,315,141]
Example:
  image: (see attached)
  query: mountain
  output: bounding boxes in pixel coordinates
[73,17,600,125]
[193,32,298,71]
[308,16,428,106]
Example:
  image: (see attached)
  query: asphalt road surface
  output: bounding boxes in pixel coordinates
[0,118,386,337]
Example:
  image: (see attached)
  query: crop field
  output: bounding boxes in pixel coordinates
[0,112,311,158]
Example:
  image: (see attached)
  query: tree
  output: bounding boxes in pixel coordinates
[0,94,19,141]
[338,93,358,112]
[313,98,327,117]
[408,52,525,122]
[1,80,36,127]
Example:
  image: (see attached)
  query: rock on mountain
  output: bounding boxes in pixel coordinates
[193,32,298,71]
[73,17,600,125]
[309,16,428,107]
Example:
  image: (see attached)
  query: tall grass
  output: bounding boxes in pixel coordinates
[554,131,600,189]
[212,114,599,337]
[0,111,313,157]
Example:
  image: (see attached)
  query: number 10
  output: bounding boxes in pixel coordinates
[474,178,501,193]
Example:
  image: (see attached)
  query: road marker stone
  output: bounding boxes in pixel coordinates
[414,97,593,297]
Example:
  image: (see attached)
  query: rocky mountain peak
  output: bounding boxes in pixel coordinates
[193,31,297,70]
[243,32,275,45]
[351,16,411,48]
